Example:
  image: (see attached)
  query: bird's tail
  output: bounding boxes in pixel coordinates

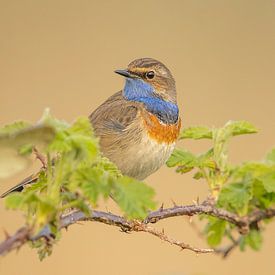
[0,172,40,198]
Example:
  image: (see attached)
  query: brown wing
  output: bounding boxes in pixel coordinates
[1,92,139,198]
[89,91,139,135]
[0,171,40,198]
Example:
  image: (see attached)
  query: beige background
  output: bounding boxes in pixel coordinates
[0,1,275,274]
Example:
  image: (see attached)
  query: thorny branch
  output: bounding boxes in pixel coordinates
[1,201,275,257]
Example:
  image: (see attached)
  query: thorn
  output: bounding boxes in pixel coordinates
[161,228,165,234]
[171,199,178,207]
[158,203,164,212]
[196,196,200,205]
[192,196,200,205]
[189,216,193,223]
[120,228,130,234]
[3,229,10,239]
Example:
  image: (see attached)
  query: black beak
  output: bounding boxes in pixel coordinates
[114,69,131,78]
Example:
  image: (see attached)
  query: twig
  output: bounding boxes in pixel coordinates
[33,147,47,168]
[132,222,213,253]
[1,202,275,257]
[0,227,30,256]
[215,237,241,258]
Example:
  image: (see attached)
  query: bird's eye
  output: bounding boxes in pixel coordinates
[145,71,155,79]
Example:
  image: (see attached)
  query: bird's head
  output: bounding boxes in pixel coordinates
[115,58,177,104]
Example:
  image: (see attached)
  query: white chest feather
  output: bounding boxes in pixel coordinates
[119,133,176,180]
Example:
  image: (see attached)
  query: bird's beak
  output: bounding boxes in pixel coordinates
[114,69,131,78]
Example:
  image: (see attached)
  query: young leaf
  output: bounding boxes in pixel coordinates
[166,149,197,168]
[224,120,258,137]
[260,172,275,193]
[113,177,156,219]
[205,217,227,247]
[241,230,262,251]
[266,148,275,164]
[70,167,113,205]
[180,126,213,140]
[5,193,24,209]
[0,121,31,135]
[218,182,252,215]
[252,179,275,209]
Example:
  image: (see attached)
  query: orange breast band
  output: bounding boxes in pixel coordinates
[142,112,181,144]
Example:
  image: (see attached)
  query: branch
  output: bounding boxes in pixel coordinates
[1,201,275,257]
[214,237,241,258]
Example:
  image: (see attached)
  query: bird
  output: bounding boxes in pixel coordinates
[1,58,181,197]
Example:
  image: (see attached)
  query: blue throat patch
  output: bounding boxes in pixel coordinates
[123,78,179,124]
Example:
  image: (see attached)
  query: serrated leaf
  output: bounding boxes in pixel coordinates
[252,179,275,209]
[224,120,258,137]
[48,117,98,161]
[113,177,156,219]
[234,162,275,193]
[166,149,197,168]
[197,148,215,169]
[180,126,213,140]
[218,182,252,215]
[260,172,275,193]
[70,166,113,205]
[96,157,122,178]
[0,121,31,135]
[0,125,56,148]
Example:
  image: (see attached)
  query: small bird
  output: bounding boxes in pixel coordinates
[90,58,181,180]
[1,58,181,197]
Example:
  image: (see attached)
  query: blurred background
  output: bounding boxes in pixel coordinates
[0,0,274,274]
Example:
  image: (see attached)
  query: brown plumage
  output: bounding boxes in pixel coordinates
[1,58,180,197]
[89,57,180,180]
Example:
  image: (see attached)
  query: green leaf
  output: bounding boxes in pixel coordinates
[0,125,56,148]
[205,217,226,247]
[252,179,275,209]
[40,108,69,131]
[71,167,112,205]
[113,177,156,219]
[5,193,24,209]
[224,121,258,136]
[193,171,204,180]
[0,121,31,135]
[266,149,275,164]
[242,230,262,251]
[0,124,56,179]
[233,162,275,193]
[197,148,216,169]
[224,120,258,137]
[180,121,257,140]
[260,172,275,193]
[180,126,213,140]
[48,117,98,161]
[96,157,122,178]
[218,182,252,215]
[19,144,33,156]
[166,149,197,168]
